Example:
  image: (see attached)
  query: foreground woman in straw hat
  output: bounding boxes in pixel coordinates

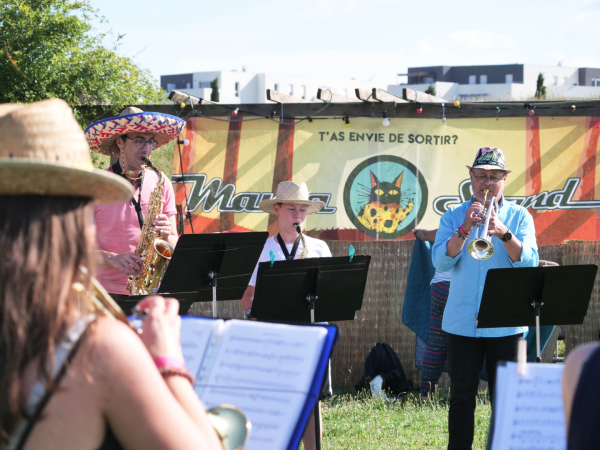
[0,100,221,450]
[240,180,331,450]
[85,107,184,302]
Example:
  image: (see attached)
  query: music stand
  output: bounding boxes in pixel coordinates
[250,255,371,450]
[116,292,198,315]
[157,232,268,318]
[477,265,598,362]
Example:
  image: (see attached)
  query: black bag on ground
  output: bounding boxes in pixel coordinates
[355,342,413,397]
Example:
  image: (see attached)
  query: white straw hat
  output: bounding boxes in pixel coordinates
[259,181,325,214]
[0,99,134,203]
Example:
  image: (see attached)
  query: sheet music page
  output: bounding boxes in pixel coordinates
[195,320,328,450]
[180,318,223,378]
[491,362,565,450]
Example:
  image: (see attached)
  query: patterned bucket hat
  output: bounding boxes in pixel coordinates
[85,106,186,157]
[466,147,511,173]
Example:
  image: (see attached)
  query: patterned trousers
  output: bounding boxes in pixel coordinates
[420,281,450,395]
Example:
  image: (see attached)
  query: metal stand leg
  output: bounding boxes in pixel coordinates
[532,300,543,363]
[314,401,321,450]
[212,280,217,319]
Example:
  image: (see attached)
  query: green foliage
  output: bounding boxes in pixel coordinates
[210,77,220,102]
[535,73,547,99]
[425,85,436,96]
[0,0,166,129]
[300,390,491,449]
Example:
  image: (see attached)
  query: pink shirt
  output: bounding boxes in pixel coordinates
[94,167,177,294]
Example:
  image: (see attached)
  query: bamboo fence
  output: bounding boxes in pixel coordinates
[188,240,598,388]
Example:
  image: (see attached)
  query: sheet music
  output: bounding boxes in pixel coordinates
[491,362,565,450]
[199,386,310,450]
[180,317,222,378]
[196,320,328,394]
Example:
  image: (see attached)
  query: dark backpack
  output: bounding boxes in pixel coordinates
[355,342,413,397]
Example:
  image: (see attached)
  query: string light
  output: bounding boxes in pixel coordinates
[177,139,190,146]
[416,104,423,114]
[232,108,239,116]
[344,117,350,127]
[179,103,186,109]
[496,107,501,113]
[382,112,390,127]
[454,100,460,108]
[529,106,536,116]
[571,105,576,112]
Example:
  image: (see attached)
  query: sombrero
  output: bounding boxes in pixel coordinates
[0,99,133,204]
[259,181,325,214]
[85,106,186,157]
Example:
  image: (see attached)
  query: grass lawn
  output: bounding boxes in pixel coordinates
[301,389,491,450]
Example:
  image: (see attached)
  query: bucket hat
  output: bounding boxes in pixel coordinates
[466,147,511,173]
[0,99,133,203]
[259,181,325,214]
[85,106,186,157]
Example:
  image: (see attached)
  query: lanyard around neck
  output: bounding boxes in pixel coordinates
[276,233,302,260]
[111,161,144,229]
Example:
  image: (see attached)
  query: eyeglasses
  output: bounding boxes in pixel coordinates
[471,172,505,184]
[123,136,158,150]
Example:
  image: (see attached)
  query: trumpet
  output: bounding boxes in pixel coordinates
[83,272,252,450]
[467,189,497,260]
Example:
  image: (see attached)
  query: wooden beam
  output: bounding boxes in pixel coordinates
[317,89,361,103]
[402,88,447,103]
[371,88,408,103]
[168,90,207,105]
[355,88,380,102]
[266,89,314,103]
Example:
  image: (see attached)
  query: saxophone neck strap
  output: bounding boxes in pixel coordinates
[276,233,302,261]
[111,160,144,229]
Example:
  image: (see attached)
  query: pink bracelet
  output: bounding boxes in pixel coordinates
[153,356,186,369]
[158,366,195,385]
[459,225,470,236]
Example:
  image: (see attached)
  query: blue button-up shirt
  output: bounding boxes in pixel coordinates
[432,197,539,338]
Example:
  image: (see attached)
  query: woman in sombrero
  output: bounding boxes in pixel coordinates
[85,107,184,303]
[0,100,221,449]
[240,180,331,450]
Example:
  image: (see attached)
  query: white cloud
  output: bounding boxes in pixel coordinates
[447,30,516,49]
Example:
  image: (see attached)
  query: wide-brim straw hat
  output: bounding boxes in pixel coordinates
[0,99,133,203]
[85,106,186,157]
[259,181,325,214]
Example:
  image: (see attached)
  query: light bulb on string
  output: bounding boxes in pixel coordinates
[382,111,390,127]
[571,105,576,112]
[344,117,350,127]
[177,139,190,146]
[496,107,501,113]
[529,107,536,116]
[416,104,423,114]
[454,100,460,108]
[232,108,239,116]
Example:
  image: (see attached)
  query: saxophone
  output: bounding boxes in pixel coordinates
[294,224,308,259]
[127,159,175,295]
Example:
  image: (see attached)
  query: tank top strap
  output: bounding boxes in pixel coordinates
[6,314,96,450]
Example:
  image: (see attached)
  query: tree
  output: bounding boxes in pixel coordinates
[0,0,165,126]
[535,73,547,99]
[210,77,219,102]
[425,85,436,96]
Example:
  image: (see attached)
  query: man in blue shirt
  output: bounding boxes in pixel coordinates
[432,147,538,450]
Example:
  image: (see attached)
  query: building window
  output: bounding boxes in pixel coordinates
[186,82,191,89]
[301,85,306,99]
[288,85,293,96]
[166,83,176,92]
[480,75,487,84]
[505,74,513,83]
[274,84,279,92]
[424,77,434,84]
[235,82,239,97]
[198,81,211,88]
[469,75,476,85]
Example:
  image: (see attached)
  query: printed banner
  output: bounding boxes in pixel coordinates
[172,116,600,246]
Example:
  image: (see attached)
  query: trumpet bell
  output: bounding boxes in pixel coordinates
[207,405,252,450]
[468,238,495,260]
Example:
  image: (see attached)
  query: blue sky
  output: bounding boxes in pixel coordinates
[88,0,600,85]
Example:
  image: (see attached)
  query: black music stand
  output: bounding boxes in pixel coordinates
[250,255,371,450]
[116,292,198,316]
[158,232,268,318]
[477,265,598,362]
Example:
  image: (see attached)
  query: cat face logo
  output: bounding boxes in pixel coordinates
[344,155,428,239]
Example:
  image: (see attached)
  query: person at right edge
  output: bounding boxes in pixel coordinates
[432,147,539,450]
